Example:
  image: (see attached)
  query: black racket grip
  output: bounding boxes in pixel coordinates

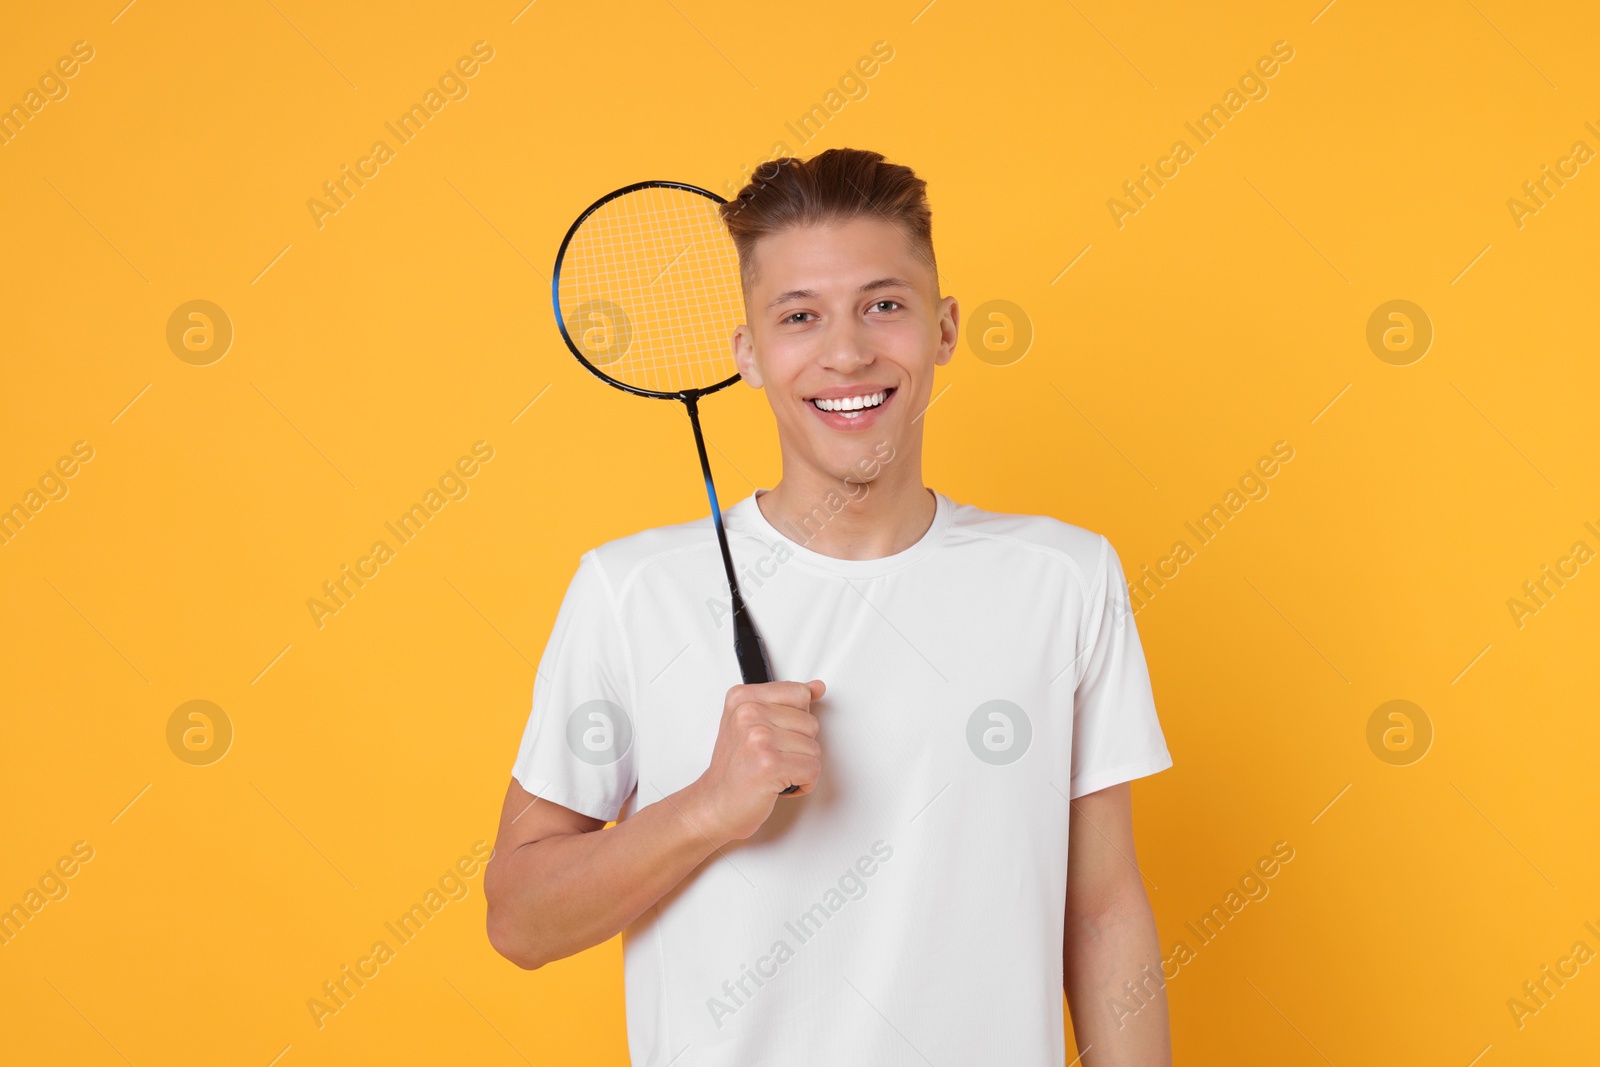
[732,604,771,686]
[732,607,801,796]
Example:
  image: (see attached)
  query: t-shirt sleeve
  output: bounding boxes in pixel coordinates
[509,549,639,823]
[1069,535,1174,799]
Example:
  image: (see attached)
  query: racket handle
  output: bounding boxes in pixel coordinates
[682,394,801,797]
[732,607,800,796]
[732,603,772,685]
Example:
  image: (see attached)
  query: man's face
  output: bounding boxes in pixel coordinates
[731,216,958,486]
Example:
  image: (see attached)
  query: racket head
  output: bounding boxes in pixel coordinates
[552,181,748,400]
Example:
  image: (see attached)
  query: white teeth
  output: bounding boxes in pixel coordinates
[812,390,888,413]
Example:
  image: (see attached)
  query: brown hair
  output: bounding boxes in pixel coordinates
[718,147,937,296]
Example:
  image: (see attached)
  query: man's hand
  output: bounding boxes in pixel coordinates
[686,679,826,842]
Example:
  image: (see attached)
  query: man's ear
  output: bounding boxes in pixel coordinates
[733,323,764,387]
[934,295,959,367]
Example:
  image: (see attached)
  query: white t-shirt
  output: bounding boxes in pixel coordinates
[510,487,1173,1066]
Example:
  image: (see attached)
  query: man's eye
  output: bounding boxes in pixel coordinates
[870,300,901,313]
[782,311,814,324]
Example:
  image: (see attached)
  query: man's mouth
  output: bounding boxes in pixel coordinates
[806,388,896,422]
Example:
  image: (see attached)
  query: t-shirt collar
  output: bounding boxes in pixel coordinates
[728,486,953,579]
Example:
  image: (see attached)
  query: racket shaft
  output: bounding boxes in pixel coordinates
[683,397,798,795]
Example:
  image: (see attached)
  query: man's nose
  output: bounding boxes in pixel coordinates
[817,318,872,371]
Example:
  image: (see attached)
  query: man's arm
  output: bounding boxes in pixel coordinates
[1063,781,1172,1066]
[485,679,826,970]
[483,775,726,970]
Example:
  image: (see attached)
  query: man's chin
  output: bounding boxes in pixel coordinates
[825,449,895,493]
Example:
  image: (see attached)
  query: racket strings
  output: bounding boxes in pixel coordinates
[558,185,746,395]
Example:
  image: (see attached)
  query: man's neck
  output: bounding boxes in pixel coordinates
[755,469,936,562]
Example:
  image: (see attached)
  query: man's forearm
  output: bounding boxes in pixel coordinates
[1063,891,1172,1066]
[486,784,728,969]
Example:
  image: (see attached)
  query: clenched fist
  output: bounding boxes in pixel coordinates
[686,679,826,843]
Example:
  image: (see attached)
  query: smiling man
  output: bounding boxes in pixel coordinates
[486,148,1175,1066]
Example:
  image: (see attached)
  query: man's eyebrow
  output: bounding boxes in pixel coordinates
[765,277,915,311]
[765,288,818,310]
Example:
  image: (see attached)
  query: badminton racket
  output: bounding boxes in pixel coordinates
[551,180,800,795]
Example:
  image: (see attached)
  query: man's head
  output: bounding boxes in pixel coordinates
[719,148,958,492]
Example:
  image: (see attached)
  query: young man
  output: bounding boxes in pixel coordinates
[487,148,1175,1066]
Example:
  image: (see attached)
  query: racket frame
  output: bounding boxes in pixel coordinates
[551,180,799,795]
[551,179,744,401]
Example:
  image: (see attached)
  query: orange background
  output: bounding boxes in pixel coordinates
[2,1,1597,1064]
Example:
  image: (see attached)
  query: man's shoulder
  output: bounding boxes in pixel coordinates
[582,510,721,593]
[945,494,1111,588]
